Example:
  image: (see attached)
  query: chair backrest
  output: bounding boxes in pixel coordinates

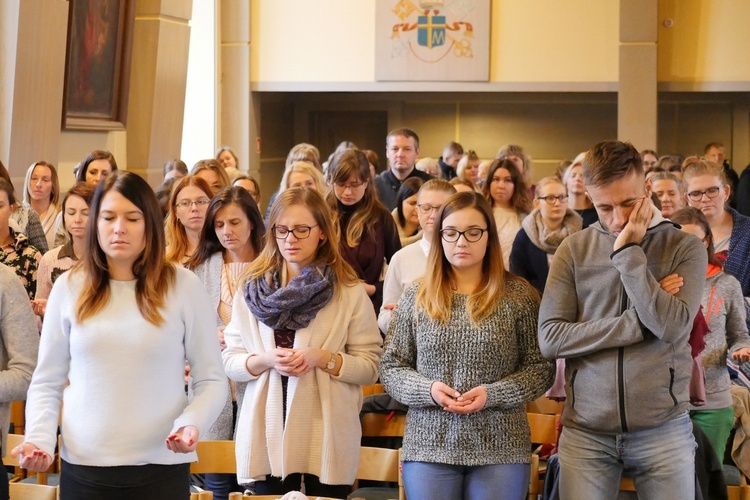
[9,483,57,500]
[190,440,236,474]
[526,396,564,415]
[528,412,560,446]
[356,446,400,483]
[361,412,406,438]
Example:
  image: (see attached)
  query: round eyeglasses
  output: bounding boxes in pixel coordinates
[440,228,487,243]
[687,186,722,202]
[272,225,318,240]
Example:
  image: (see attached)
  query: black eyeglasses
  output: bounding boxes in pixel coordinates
[440,228,487,243]
[271,225,318,240]
[687,186,722,202]
[537,195,568,205]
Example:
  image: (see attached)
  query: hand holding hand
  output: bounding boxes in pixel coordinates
[445,386,488,414]
[614,196,651,251]
[658,273,684,296]
[733,348,750,363]
[430,381,461,408]
[11,443,53,472]
[273,348,311,378]
[165,425,198,453]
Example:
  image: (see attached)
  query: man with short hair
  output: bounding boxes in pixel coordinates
[438,141,463,180]
[538,140,706,499]
[374,128,432,210]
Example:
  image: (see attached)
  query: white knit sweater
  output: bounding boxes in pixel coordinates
[223,282,382,485]
[24,267,228,466]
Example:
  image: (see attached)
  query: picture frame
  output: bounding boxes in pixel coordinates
[62,0,135,130]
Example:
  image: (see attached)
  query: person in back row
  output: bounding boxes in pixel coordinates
[538,141,706,499]
[374,128,433,211]
[379,179,457,334]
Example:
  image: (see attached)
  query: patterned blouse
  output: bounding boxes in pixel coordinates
[36,241,78,301]
[0,228,41,300]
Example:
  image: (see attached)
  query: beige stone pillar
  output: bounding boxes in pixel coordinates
[126,0,193,185]
[618,0,658,150]
[219,1,258,177]
[0,0,68,180]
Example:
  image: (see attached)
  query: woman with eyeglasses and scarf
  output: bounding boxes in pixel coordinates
[222,187,382,498]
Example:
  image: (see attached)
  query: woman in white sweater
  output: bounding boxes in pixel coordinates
[15,171,227,499]
[222,187,382,498]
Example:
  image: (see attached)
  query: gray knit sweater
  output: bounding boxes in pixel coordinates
[381,279,554,466]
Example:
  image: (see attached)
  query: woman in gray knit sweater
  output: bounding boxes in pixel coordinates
[381,192,554,500]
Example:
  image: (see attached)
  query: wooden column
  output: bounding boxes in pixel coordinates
[219,1,258,176]
[126,0,193,185]
[0,0,68,180]
[618,0,658,150]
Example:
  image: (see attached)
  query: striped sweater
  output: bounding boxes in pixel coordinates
[381,279,554,466]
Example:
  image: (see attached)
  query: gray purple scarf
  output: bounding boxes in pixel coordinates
[244,265,335,330]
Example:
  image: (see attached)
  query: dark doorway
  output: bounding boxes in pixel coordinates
[310,111,388,170]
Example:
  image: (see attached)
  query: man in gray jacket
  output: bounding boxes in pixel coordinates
[538,141,707,499]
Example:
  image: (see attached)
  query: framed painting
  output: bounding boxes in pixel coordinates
[375,0,491,82]
[62,0,135,130]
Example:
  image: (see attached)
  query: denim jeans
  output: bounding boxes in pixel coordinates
[557,411,696,500]
[402,461,529,500]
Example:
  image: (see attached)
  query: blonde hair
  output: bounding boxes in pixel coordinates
[279,161,326,195]
[535,176,566,196]
[286,143,322,171]
[246,187,359,295]
[456,151,479,182]
[191,159,230,189]
[682,158,727,185]
[23,161,60,208]
[417,192,513,325]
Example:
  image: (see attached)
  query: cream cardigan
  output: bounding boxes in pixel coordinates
[222,281,382,485]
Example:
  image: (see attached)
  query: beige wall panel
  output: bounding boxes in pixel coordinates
[137,0,192,20]
[221,0,250,43]
[618,44,657,150]
[459,101,617,162]
[657,101,733,158]
[401,103,457,160]
[0,0,21,168]
[659,0,750,82]
[220,45,251,169]
[251,0,619,84]
[127,17,191,184]
[620,0,657,43]
[5,0,68,174]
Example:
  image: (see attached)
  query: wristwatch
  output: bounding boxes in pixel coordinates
[325,352,336,370]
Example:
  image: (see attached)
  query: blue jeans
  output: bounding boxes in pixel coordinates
[402,461,529,500]
[557,411,696,500]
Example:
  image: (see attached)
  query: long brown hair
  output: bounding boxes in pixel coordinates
[75,150,119,183]
[165,175,213,263]
[326,149,386,247]
[482,158,533,213]
[74,171,175,325]
[186,186,266,269]
[247,187,358,295]
[417,192,517,324]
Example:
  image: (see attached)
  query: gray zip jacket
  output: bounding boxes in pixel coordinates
[538,211,707,434]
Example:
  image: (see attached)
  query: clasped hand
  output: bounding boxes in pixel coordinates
[430,381,487,414]
[264,347,328,377]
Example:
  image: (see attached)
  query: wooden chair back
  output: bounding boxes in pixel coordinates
[190,440,236,474]
[361,413,406,438]
[8,483,57,500]
[527,412,560,500]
